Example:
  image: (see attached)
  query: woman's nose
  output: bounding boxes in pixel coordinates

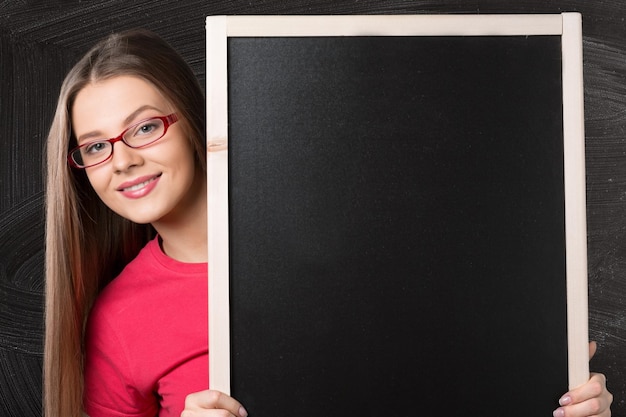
[110,141,143,172]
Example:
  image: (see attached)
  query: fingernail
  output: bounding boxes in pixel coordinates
[559,395,572,406]
[239,406,248,417]
[553,408,565,417]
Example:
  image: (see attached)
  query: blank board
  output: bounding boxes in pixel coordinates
[206,14,588,417]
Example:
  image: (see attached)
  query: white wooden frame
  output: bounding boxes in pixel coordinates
[206,13,588,393]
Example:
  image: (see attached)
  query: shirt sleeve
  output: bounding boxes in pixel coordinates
[83,304,159,417]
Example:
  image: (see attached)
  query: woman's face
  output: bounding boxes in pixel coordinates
[71,75,203,226]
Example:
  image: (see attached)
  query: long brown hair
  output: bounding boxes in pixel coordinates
[43,29,205,417]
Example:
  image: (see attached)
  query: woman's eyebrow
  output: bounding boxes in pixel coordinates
[122,105,163,126]
[76,130,104,144]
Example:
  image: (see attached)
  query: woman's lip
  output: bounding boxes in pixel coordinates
[117,174,161,198]
[117,174,161,191]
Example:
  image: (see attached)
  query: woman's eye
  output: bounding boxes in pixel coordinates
[135,122,157,136]
[84,142,109,154]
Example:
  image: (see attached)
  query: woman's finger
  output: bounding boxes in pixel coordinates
[182,390,248,417]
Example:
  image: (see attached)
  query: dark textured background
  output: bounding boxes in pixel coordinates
[0,1,624,416]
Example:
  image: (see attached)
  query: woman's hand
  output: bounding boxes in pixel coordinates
[552,341,613,417]
[181,390,248,417]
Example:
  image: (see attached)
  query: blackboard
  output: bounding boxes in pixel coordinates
[206,14,588,417]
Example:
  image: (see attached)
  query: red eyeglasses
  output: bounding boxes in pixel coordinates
[67,113,179,169]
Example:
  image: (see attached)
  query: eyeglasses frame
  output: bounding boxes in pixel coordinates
[67,113,179,169]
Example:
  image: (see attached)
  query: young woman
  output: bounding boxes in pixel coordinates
[43,29,612,417]
[44,29,246,417]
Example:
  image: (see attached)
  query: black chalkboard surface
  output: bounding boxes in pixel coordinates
[206,14,588,417]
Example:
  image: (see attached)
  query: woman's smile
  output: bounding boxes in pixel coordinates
[117,173,162,198]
